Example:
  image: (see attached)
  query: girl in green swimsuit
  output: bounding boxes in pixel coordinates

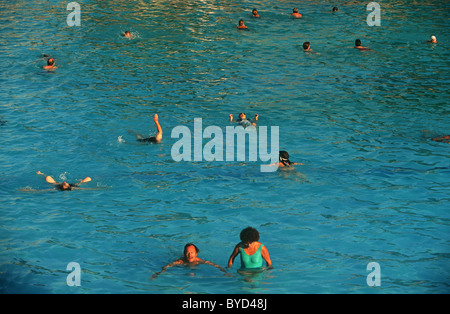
[228,227,272,270]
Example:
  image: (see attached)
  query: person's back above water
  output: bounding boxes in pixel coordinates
[228,227,272,270]
[291,8,302,18]
[43,58,57,70]
[354,39,372,51]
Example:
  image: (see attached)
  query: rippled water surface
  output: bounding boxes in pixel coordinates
[0,0,449,293]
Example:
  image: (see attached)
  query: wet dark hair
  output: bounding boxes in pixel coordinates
[47,58,55,66]
[55,183,74,191]
[240,227,260,248]
[355,39,361,46]
[279,150,292,166]
[303,42,310,50]
[183,243,199,255]
[332,7,338,12]
[293,8,299,13]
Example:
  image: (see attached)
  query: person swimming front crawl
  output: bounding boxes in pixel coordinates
[134,114,163,143]
[150,243,227,280]
[227,227,272,270]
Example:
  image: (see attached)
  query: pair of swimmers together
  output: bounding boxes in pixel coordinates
[150,227,272,280]
[237,7,302,29]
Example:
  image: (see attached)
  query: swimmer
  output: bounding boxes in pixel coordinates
[237,19,248,29]
[291,8,302,18]
[252,9,260,18]
[229,113,258,128]
[227,227,272,270]
[122,30,132,38]
[332,7,338,12]
[43,58,57,70]
[134,114,162,143]
[432,135,450,144]
[278,151,303,167]
[427,35,437,43]
[303,41,312,52]
[20,171,93,192]
[354,39,372,51]
[264,151,304,169]
[150,243,227,280]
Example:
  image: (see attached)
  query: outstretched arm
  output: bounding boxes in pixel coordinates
[150,259,182,280]
[202,260,228,274]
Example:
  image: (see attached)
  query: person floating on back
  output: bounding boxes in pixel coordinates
[229,113,258,128]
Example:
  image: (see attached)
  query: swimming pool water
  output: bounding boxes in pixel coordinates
[0,0,449,294]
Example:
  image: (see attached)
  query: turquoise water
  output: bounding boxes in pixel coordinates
[0,0,449,294]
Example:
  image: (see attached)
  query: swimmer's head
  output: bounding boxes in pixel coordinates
[240,227,260,248]
[431,35,437,43]
[332,7,338,12]
[47,58,55,66]
[239,113,246,120]
[183,243,199,262]
[58,182,72,191]
[293,8,299,13]
[239,19,245,26]
[303,42,310,50]
[355,39,361,47]
[279,151,291,166]
[252,9,258,15]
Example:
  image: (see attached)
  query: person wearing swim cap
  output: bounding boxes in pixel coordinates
[43,58,57,70]
[237,19,248,29]
[427,35,437,43]
[228,227,272,270]
[134,113,163,143]
[291,8,302,18]
[229,113,258,128]
[252,9,260,18]
[150,243,227,280]
[278,151,303,168]
[34,171,91,191]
